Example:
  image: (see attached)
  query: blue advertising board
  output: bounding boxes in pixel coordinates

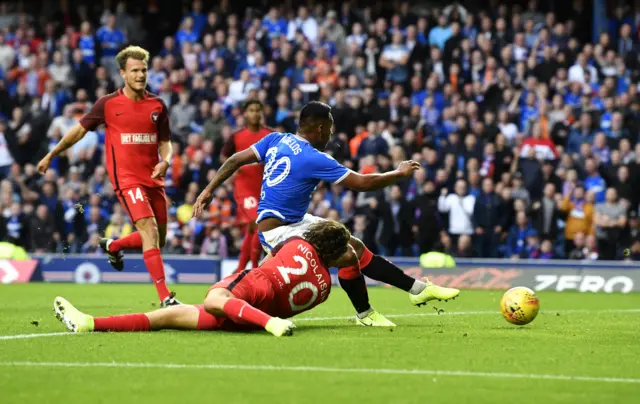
[32,255,639,293]
[36,255,221,284]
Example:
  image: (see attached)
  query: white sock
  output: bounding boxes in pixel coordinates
[409,280,426,295]
[357,308,374,319]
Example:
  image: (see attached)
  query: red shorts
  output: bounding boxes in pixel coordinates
[117,185,168,225]
[196,270,275,331]
[235,195,259,224]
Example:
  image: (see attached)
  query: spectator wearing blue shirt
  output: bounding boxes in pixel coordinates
[358,125,389,158]
[428,15,452,50]
[506,212,533,258]
[262,8,288,39]
[147,56,166,94]
[462,14,477,43]
[275,93,291,124]
[159,36,179,58]
[96,15,126,58]
[591,133,611,165]
[410,75,426,107]
[563,82,582,107]
[317,29,337,59]
[380,31,409,83]
[185,0,206,38]
[519,93,538,131]
[246,52,267,87]
[416,77,446,112]
[421,96,440,130]
[605,112,628,145]
[96,15,126,79]
[601,98,615,127]
[176,17,198,49]
[583,158,606,203]
[285,50,307,87]
[567,113,596,155]
[78,22,96,66]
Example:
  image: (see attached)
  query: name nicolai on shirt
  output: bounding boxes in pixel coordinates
[297,242,329,300]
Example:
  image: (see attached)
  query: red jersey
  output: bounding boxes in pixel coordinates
[222,127,272,198]
[79,89,171,190]
[256,238,332,319]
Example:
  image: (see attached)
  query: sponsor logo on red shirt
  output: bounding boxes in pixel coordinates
[121,133,158,144]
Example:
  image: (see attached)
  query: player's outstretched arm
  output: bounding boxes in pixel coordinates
[37,124,89,174]
[192,148,259,217]
[341,160,421,192]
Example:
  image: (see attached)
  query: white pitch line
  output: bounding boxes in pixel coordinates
[1,308,639,341]
[1,361,639,384]
[0,332,74,341]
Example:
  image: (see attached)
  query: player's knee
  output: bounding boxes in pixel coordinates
[203,288,233,316]
[136,218,159,248]
[150,306,188,329]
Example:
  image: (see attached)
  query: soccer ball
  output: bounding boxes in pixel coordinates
[500,287,540,326]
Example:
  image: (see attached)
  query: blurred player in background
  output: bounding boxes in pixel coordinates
[37,46,179,307]
[53,221,350,337]
[193,101,460,327]
[221,100,272,273]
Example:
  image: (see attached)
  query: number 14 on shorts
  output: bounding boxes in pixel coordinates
[127,187,145,204]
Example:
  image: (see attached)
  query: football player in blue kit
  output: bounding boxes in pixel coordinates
[193,101,460,326]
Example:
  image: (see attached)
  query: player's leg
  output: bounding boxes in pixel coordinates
[141,186,178,305]
[101,187,146,270]
[249,220,263,268]
[262,214,395,326]
[204,274,295,337]
[53,296,199,332]
[350,237,460,305]
[235,196,262,273]
[334,240,395,326]
[236,222,254,273]
[158,222,167,249]
[136,216,177,305]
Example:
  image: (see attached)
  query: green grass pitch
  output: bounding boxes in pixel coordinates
[1,284,639,403]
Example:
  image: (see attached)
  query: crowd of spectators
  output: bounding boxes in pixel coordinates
[0,0,639,262]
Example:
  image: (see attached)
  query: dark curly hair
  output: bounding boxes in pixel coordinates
[302,220,351,266]
[242,99,264,112]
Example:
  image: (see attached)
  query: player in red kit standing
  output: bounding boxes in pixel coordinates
[53,220,351,337]
[221,100,272,273]
[37,46,179,306]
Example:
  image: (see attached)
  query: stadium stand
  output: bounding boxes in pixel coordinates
[0,0,638,260]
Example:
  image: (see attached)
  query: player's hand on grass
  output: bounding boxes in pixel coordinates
[192,189,213,218]
[36,155,52,175]
[151,161,170,179]
[396,160,421,177]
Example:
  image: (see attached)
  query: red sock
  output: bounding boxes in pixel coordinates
[360,247,374,268]
[236,229,254,273]
[338,265,361,280]
[110,232,143,253]
[222,298,271,328]
[143,248,171,301]
[94,313,151,332]
[250,231,262,268]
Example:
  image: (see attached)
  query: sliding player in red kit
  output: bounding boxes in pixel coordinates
[221,100,272,273]
[37,46,179,306]
[53,221,350,337]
